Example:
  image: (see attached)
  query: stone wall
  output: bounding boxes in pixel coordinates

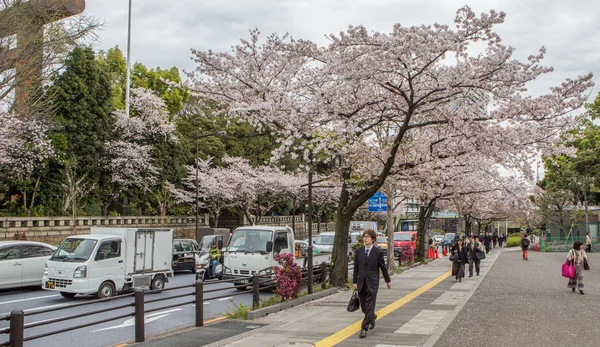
[1,215,209,245]
[1,214,336,245]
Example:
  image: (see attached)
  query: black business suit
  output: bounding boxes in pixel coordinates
[467,241,481,276]
[353,245,391,331]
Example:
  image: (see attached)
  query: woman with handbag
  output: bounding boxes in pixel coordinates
[451,238,468,282]
[567,241,588,295]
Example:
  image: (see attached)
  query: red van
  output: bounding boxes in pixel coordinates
[393,232,417,254]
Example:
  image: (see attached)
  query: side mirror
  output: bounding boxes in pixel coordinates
[266,241,273,253]
[217,240,223,249]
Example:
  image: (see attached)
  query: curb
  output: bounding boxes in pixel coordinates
[247,287,339,320]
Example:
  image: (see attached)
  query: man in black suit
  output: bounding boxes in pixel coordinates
[467,236,481,277]
[353,229,392,338]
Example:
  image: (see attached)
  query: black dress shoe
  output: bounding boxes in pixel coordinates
[369,314,377,330]
[580,290,585,295]
[572,288,576,292]
[359,329,367,338]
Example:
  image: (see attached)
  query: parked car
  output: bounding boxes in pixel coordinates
[313,232,335,253]
[432,235,444,244]
[302,236,318,245]
[376,236,388,256]
[172,238,200,273]
[443,233,457,246]
[393,232,416,257]
[0,240,57,290]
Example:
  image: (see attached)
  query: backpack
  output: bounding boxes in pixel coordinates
[522,238,530,248]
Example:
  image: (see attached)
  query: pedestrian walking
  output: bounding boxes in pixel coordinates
[585,232,592,253]
[521,234,530,260]
[567,241,588,295]
[451,238,468,282]
[483,232,491,254]
[353,229,392,338]
[467,236,481,277]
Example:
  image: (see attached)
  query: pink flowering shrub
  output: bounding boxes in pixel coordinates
[401,245,414,264]
[274,253,303,300]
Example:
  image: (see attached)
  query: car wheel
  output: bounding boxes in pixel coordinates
[97,281,115,299]
[150,275,165,291]
[60,291,76,298]
[235,285,247,291]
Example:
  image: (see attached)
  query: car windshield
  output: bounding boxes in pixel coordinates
[227,229,273,253]
[376,237,387,243]
[394,234,412,241]
[317,235,334,245]
[444,234,455,240]
[51,238,98,262]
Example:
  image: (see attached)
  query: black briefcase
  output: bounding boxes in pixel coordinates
[347,290,360,312]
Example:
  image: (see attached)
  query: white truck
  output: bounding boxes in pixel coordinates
[222,225,331,290]
[42,227,174,299]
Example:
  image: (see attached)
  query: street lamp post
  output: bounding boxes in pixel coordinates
[305,154,341,294]
[125,0,132,117]
[195,130,227,235]
[307,170,313,294]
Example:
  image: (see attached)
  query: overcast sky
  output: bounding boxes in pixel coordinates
[85,0,600,100]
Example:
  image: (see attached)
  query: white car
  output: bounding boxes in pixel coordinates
[0,240,57,289]
[313,232,335,253]
[433,235,444,244]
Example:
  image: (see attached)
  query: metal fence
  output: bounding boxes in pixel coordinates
[539,236,596,252]
[0,263,329,347]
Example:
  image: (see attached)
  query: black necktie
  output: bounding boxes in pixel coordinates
[366,248,370,258]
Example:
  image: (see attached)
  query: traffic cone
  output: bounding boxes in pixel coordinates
[536,243,539,252]
[435,249,439,258]
[443,247,447,256]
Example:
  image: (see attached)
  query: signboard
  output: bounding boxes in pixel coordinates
[368,191,387,212]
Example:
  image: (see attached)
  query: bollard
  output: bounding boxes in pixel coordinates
[134,288,145,343]
[195,279,204,327]
[9,309,24,347]
[252,274,260,310]
[321,262,327,289]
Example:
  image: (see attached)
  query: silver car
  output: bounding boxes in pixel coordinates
[0,240,57,289]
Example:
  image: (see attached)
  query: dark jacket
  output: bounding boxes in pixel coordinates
[353,245,391,294]
[467,241,481,260]
[451,245,468,263]
[483,235,491,246]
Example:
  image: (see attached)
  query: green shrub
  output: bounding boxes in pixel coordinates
[506,236,521,248]
[541,245,552,252]
[226,302,249,319]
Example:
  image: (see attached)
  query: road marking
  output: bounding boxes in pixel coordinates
[217,297,233,301]
[204,316,227,324]
[92,308,183,332]
[314,269,452,347]
[0,294,60,306]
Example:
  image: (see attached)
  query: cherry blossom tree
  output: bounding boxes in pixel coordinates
[171,157,236,227]
[190,7,594,286]
[0,112,54,214]
[102,88,174,215]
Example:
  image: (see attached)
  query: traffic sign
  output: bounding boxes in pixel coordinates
[368,191,387,212]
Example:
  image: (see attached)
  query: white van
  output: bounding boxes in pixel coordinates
[42,228,173,299]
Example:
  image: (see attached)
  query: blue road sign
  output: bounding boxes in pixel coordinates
[368,191,387,212]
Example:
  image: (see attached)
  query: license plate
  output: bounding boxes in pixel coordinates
[46,281,55,289]
[238,279,249,284]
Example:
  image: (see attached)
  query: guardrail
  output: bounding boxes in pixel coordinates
[0,262,329,347]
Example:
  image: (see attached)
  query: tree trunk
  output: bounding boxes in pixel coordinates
[415,199,436,262]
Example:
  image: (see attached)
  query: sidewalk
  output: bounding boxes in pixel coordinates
[132,248,502,347]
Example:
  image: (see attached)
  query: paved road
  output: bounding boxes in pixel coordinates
[0,272,274,347]
[435,249,600,346]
